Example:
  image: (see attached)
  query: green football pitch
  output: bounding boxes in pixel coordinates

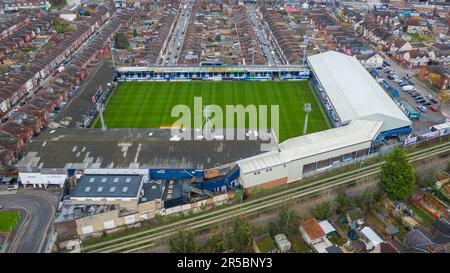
[95,81,330,142]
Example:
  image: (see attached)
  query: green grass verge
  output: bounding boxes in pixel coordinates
[411,206,434,228]
[94,81,329,142]
[0,211,21,232]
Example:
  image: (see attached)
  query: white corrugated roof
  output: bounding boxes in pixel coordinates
[238,119,383,174]
[361,226,383,247]
[308,51,411,132]
[319,220,336,234]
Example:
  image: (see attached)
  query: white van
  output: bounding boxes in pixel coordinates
[401,85,415,91]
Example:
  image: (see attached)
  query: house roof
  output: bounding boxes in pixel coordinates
[301,218,326,241]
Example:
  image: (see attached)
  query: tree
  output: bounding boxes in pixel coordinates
[380,147,415,201]
[169,230,197,253]
[205,233,226,253]
[114,33,129,49]
[335,191,347,214]
[133,29,138,38]
[437,91,450,108]
[231,219,252,252]
[267,221,279,237]
[310,201,334,220]
[278,206,299,235]
[53,20,64,33]
[215,34,221,42]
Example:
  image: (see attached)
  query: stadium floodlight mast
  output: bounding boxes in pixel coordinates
[97,103,107,131]
[203,105,215,139]
[303,103,312,135]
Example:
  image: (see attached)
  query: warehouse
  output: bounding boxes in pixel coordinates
[237,119,383,190]
[308,51,412,138]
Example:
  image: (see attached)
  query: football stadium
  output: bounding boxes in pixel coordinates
[18,52,416,196]
[93,81,330,142]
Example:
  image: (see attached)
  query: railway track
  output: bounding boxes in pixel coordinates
[83,141,450,253]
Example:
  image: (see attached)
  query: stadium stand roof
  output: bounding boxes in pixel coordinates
[116,65,309,73]
[237,119,383,175]
[307,51,411,132]
[17,128,277,172]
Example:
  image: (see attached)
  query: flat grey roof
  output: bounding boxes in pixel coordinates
[17,128,276,172]
[71,174,143,199]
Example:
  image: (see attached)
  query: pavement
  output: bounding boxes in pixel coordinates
[0,189,60,253]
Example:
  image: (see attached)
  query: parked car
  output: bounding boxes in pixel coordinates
[416,99,426,104]
[1,117,8,123]
[418,106,427,112]
[402,85,415,91]
[0,203,3,209]
[423,101,432,106]
[430,97,438,104]
[430,105,439,112]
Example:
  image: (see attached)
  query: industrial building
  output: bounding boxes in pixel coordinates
[308,51,412,139]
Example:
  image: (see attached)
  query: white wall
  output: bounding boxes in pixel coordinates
[239,140,372,189]
[19,172,66,188]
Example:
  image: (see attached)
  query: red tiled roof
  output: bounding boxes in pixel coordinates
[301,219,326,241]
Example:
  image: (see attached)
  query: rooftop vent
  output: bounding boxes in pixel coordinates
[84,187,91,192]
